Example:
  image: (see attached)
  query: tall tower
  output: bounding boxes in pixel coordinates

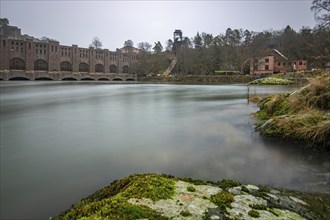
[173,29,182,54]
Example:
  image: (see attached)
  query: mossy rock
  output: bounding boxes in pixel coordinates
[52,173,330,220]
[53,174,174,220]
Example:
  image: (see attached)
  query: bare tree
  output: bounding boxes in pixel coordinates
[89,36,102,49]
[311,0,330,28]
[137,42,152,52]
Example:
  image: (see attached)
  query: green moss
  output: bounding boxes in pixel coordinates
[54,174,174,220]
[180,210,192,217]
[187,186,196,192]
[121,174,175,201]
[248,209,260,218]
[218,179,241,189]
[268,208,279,216]
[249,204,267,210]
[210,191,234,213]
[241,185,249,193]
[99,201,168,220]
[258,187,271,193]
[175,176,212,185]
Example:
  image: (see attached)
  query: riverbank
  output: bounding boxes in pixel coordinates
[138,75,256,84]
[138,70,327,84]
[53,173,329,220]
[254,74,330,149]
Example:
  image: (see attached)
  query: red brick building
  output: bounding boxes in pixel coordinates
[249,49,308,75]
[0,23,139,80]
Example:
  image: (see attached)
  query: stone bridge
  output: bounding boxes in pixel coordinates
[0,70,137,81]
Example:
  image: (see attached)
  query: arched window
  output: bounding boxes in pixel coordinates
[34,59,48,71]
[9,58,25,70]
[95,64,104,73]
[79,62,89,72]
[110,64,117,73]
[122,65,129,73]
[60,61,72,71]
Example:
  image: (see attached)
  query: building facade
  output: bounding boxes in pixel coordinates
[249,49,308,75]
[0,23,139,80]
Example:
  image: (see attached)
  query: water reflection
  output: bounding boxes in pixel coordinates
[0,82,329,220]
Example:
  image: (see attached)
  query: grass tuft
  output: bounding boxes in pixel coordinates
[255,73,330,149]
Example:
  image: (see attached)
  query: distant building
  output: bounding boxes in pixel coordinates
[249,49,308,75]
[0,23,139,80]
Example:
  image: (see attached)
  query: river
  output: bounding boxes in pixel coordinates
[0,81,329,220]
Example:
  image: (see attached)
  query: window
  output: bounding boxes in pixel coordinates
[110,65,117,73]
[9,58,25,70]
[36,49,38,54]
[52,45,54,52]
[29,43,31,49]
[265,65,269,70]
[277,62,281,66]
[3,40,5,47]
[299,61,302,65]
[44,50,46,54]
[60,61,72,71]
[122,65,129,73]
[21,47,23,53]
[34,59,48,70]
[79,63,89,72]
[265,58,269,63]
[95,64,104,73]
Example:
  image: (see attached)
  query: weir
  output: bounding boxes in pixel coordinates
[0,70,136,81]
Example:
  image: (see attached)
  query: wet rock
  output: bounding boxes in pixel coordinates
[228,186,242,195]
[53,174,329,220]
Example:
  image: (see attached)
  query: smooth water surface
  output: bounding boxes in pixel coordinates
[1,81,329,219]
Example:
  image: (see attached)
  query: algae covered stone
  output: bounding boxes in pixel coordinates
[53,174,329,220]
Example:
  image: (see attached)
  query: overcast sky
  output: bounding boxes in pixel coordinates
[1,0,316,51]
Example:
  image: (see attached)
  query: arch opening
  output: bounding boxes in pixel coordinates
[79,62,89,72]
[122,65,129,73]
[34,59,48,71]
[62,77,77,81]
[60,61,72,71]
[98,78,110,81]
[95,64,104,73]
[35,77,53,81]
[81,77,94,81]
[110,64,117,73]
[113,78,123,81]
[10,58,25,70]
[9,77,29,81]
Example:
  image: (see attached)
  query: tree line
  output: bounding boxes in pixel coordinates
[132,0,329,75]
